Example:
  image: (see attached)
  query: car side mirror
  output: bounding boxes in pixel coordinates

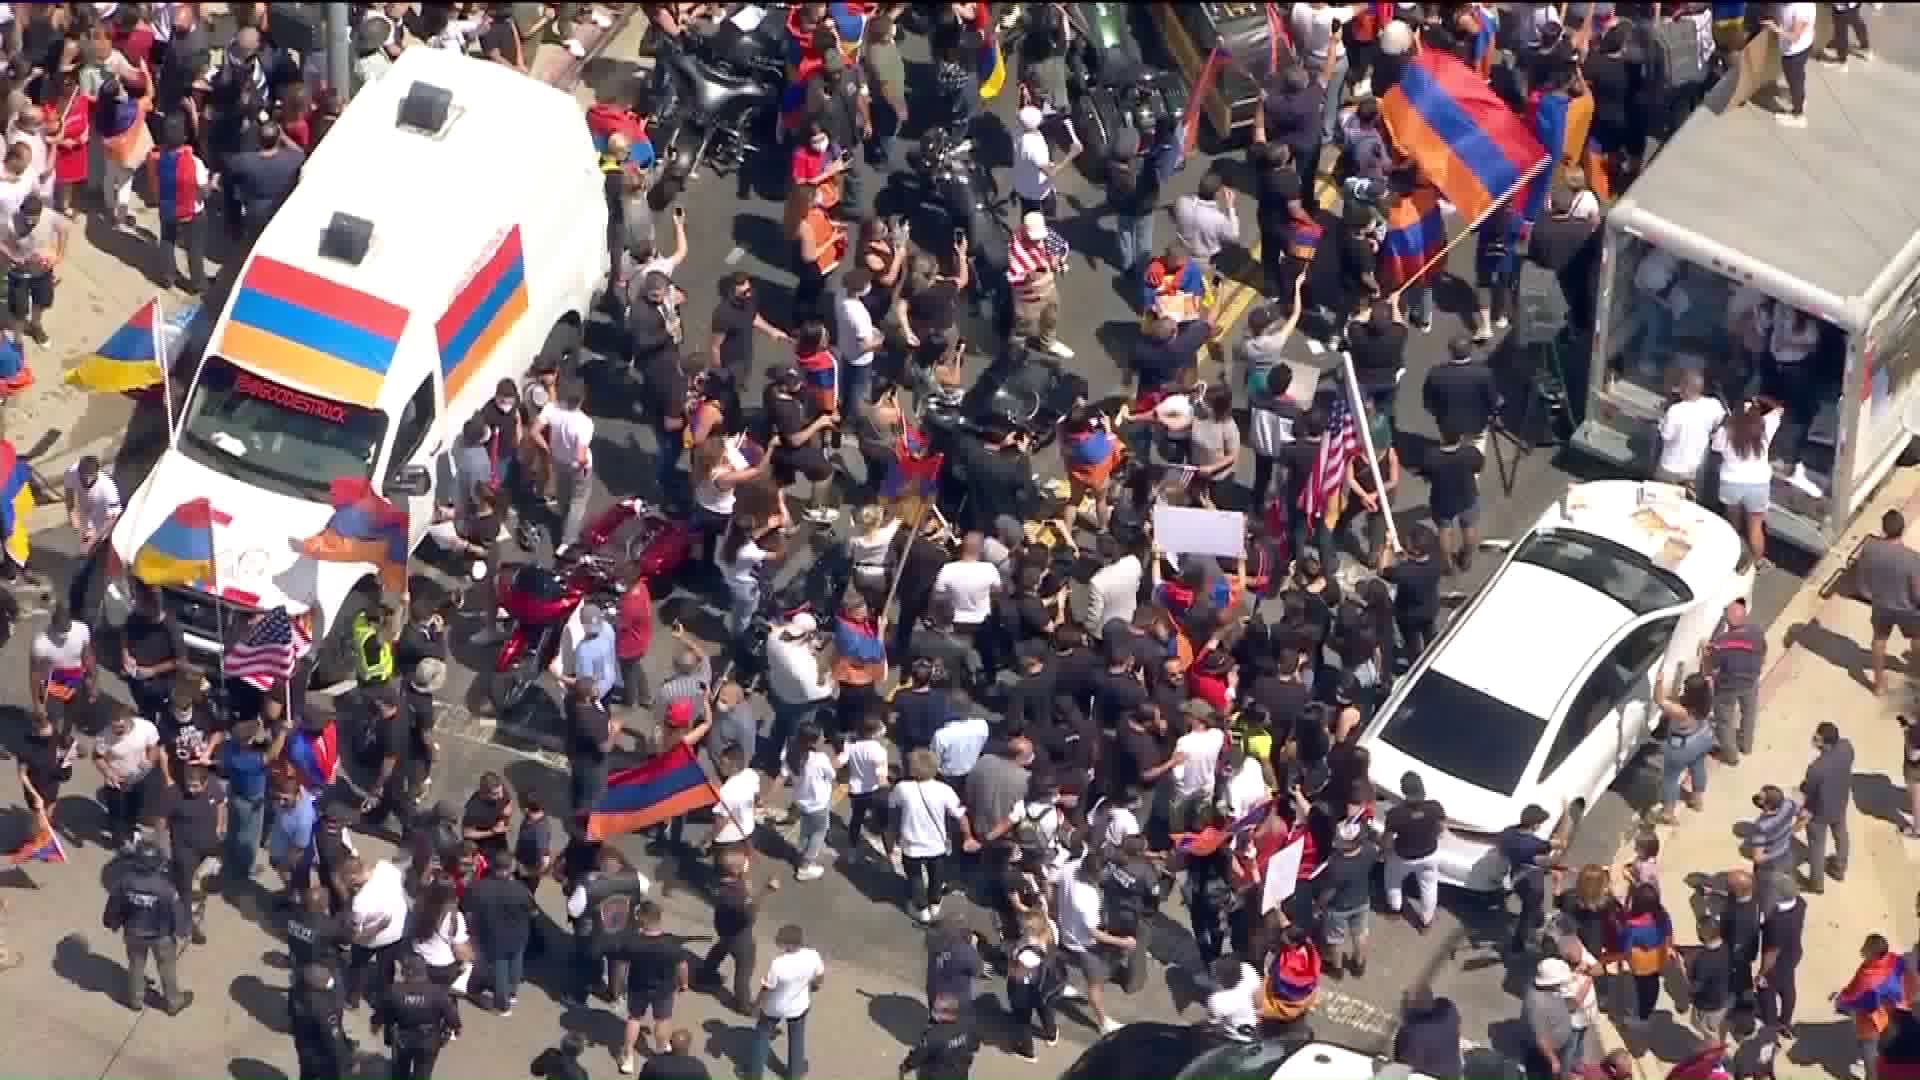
[387,464,432,498]
[1477,538,1514,553]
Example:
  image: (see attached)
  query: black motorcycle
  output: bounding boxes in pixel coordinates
[906,129,1010,335]
[647,20,786,210]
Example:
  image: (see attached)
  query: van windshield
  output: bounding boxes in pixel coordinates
[179,357,386,500]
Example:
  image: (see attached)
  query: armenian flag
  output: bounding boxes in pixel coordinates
[881,425,942,499]
[974,1,1005,99]
[1523,89,1602,220]
[1378,48,1550,225]
[586,742,719,841]
[834,614,886,663]
[299,476,410,595]
[1836,952,1909,1036]
[436,227,529,402]
[1466,5,1500,76]
[1259,942,1322,1023]
[1063,427,1119,489]
[131,497,228,588]
[286,720,340,792]
[5,812,66,864]
[0,440,34,569]
[66,297,168,393]
[216,256,409,409]
[1616,908,1673,976]
[1381,186,1448,290]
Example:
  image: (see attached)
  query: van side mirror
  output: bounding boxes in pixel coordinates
[387,464,432,498]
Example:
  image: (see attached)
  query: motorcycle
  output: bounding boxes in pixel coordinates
[647,11,786,210]
[906,129,1010,333]
[487,499,698,716]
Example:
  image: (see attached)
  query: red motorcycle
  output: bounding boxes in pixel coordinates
[488,498,697,715]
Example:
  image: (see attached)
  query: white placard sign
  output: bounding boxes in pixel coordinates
[1261,837,1306,913]
[1152,503,1246,559]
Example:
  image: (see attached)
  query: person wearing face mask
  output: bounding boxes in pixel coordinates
[804,50,871,218]
[290,961,355,1080]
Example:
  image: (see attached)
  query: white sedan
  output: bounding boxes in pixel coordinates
[1358,480,1753,892]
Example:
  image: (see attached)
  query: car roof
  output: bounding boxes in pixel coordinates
[1427,560,1632,721]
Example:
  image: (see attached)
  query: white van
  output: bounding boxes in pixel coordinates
[100,47,609,684]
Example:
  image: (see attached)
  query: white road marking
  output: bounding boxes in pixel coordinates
[724,246,747,265]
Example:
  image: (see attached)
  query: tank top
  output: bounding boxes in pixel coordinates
[695,444,749,516]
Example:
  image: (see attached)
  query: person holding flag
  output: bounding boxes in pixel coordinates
[1835,933,1909,1077]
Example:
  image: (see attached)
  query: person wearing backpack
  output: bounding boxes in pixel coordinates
[1105,125,1162,278]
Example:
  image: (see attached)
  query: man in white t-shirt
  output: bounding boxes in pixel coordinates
[710,746,762,848]
[1170,706,1227,832]
[764,612,836,770]
[1656,369,1727,490]
[1056,855,1134,1034]
[1766,2,1818,126]
[1290,3,1350,141]
[1010,106,1078,219]
[1205,958,1262,1034]
[93,704,162,848]
[748,924,826,1080]
[933,532,1001,627]
[31,604,94,738]
[344,856,410,1003]
[65,455,122,550]
[888,752,980,922]
[533,375,595,547]
[834,268,884,413]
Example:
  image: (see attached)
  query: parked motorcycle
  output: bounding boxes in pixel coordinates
[487,499,697,716]
[647,13,786,210]
[906,129,1010,334]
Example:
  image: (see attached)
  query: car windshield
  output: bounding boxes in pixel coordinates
[178,357,386,501]
[1377,671,1548,796]
[1513,530,1691,615]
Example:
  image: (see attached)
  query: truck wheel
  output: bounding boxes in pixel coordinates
[310,590,370,689]
[1902,438,1920,467]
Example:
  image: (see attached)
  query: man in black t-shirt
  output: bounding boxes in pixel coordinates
[461,772,514,862]
[167,764,225,945]
[1527,189,1600,330]
[359,686,416,828]
[646,349,694,504]
[694,850,759,1013]
[120,586,185,722]
[1381,526,1448,661]
[1109,704,1172,800]
[709,273,790,379]
[1416,429,1486,575]
[463,856,536,1013]
[1347,304,1409,416]
[1381,771,1446,932]
[947,420,1032,532]
[1089,644,1151,732]
[1336,222,1381,327]
[567,686,616,817]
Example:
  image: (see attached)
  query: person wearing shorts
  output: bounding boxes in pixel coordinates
[617,900,686,1073]
[1315,821,1377,977]
[1854,509,1920,698]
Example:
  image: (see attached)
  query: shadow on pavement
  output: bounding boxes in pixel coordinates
[226,1057,289,1080]
[229,972,291,1034]
[698,1015,758,1076]
[861,988,926,1048]
[52,931,125,1003]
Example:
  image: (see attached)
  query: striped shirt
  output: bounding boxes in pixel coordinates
[659,653,713,728]
[1007,228,1069,289]
[1749,797,1799,862]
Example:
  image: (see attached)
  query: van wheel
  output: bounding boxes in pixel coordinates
[538,320,582,372]
[1902,438,1920,467]
[311,590,371,689]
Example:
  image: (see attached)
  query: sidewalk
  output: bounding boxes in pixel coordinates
[9,5,638,529]
[1600,468,1920,1079]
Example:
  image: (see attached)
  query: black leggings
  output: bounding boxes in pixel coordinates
[1634,971,1661,1022]
[1006,983,1058,1056]
[1832,7,1870,60]
[1781,49,1810,115]
[903,853,946,910]
[1760,962,1799,1028]
[846,791,883,848]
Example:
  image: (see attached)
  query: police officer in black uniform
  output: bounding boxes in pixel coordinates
[898,993,982,1080]
[1097,833,1165,994]
[373,952,461,1080]
[284,883,350,1003]
[102,840,195,1014]
[569,847,650,1006]
[289,962,355,1080]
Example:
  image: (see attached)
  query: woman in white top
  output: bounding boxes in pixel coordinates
[843,708,893,856]
[782,723,844,881]
[716,520,782,640]
[690,436,767,543]
[1766,306,1826,499]
[410,878,473,988]
[887,748,981,922]
[1711,396,1786,569]
[846,503,901,597]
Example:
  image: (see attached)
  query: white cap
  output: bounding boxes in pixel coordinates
[1018,105,1044,131]
[1022,211,1046,240]
[1534,957,1572,988]
[786,612,818,633]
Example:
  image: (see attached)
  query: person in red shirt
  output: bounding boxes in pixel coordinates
[615,574,654,710]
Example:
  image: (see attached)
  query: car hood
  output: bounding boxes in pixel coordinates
[108,451,345,615]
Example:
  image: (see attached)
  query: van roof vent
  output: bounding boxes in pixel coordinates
[321,212,374,265]
[397,80,456,136]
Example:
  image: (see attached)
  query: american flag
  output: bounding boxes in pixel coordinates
[1006,227,1069,286]
[1300,392,1362,524]
[224,606,313,690]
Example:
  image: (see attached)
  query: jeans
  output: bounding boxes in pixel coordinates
[655,425,684,503]
[554,463,592,548]
[1403,283,1432,327]
[746,1009,809,1080]
[794,807,831,867]
[1384,850,1440,924]
[224,792,266,883]
[1659,726,1715,805]
[868,99,901,164]
[1633,971,1661,1022]
[1007,982,1058,1057]
[1781,48,1809,115]
[1116,213,1153,275]
[1511,871,1548,952]
[1322,54,1350,142]
[125,933,183,1010]
[728,578,762,642]
[842,361,874,412]
[1805,815,1849,884]
[157,213,208,290]
[1712,685,1760,760]
[846,791,882,848]
[1250,453,1281,513]
[491,937,527,1004]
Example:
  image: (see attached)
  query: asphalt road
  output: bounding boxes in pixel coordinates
[27,11,1820,1076]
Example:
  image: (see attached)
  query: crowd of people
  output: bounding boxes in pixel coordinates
[10,3,1920,1080]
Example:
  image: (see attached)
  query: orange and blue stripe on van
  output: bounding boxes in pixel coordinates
[436,226,530,402]
[218,257,409,408]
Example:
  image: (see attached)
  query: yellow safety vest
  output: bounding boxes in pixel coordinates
[351,611,394,686]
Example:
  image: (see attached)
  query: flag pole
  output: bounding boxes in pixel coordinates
[1339,352,1401,555]
[1387,158,1550,301]
[150,294,176,443]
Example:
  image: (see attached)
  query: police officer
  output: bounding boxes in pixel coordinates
[102,840,195,1014]
[566,847,651,1006]
[1097,833,1165,994]
[284,884,350,1004]
[289,962,355,1080]
[374,952,461,1080]
[1703,597,1766,766]
[353,600,399,690]
[898,993,981,1080]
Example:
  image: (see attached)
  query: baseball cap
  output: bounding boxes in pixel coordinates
[1018,105,1043,131]
[666,699,694,728]
[1022,211,1046,240]
[1534,957,1572,988]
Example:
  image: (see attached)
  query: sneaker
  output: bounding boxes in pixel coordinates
[1494,316,1510,330]
[1788,463,1824,498]
[802,506,840,525]
[1044,1032,1059,1047]
[499,1006,514,1018]
[1776,113,1808,128]
[927,902,942,920]
[619,1053,635,1074]
[910,906,928,923]
[1100,1017,1124,1035]
[166,991,196,1016]
[1044,338,1076,359]
[1412,319,1434,334]
[1056,984,1086,1002]
[796,864,826,882]
[1015,1047,1038,1063]
[1472,325,1494,344]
